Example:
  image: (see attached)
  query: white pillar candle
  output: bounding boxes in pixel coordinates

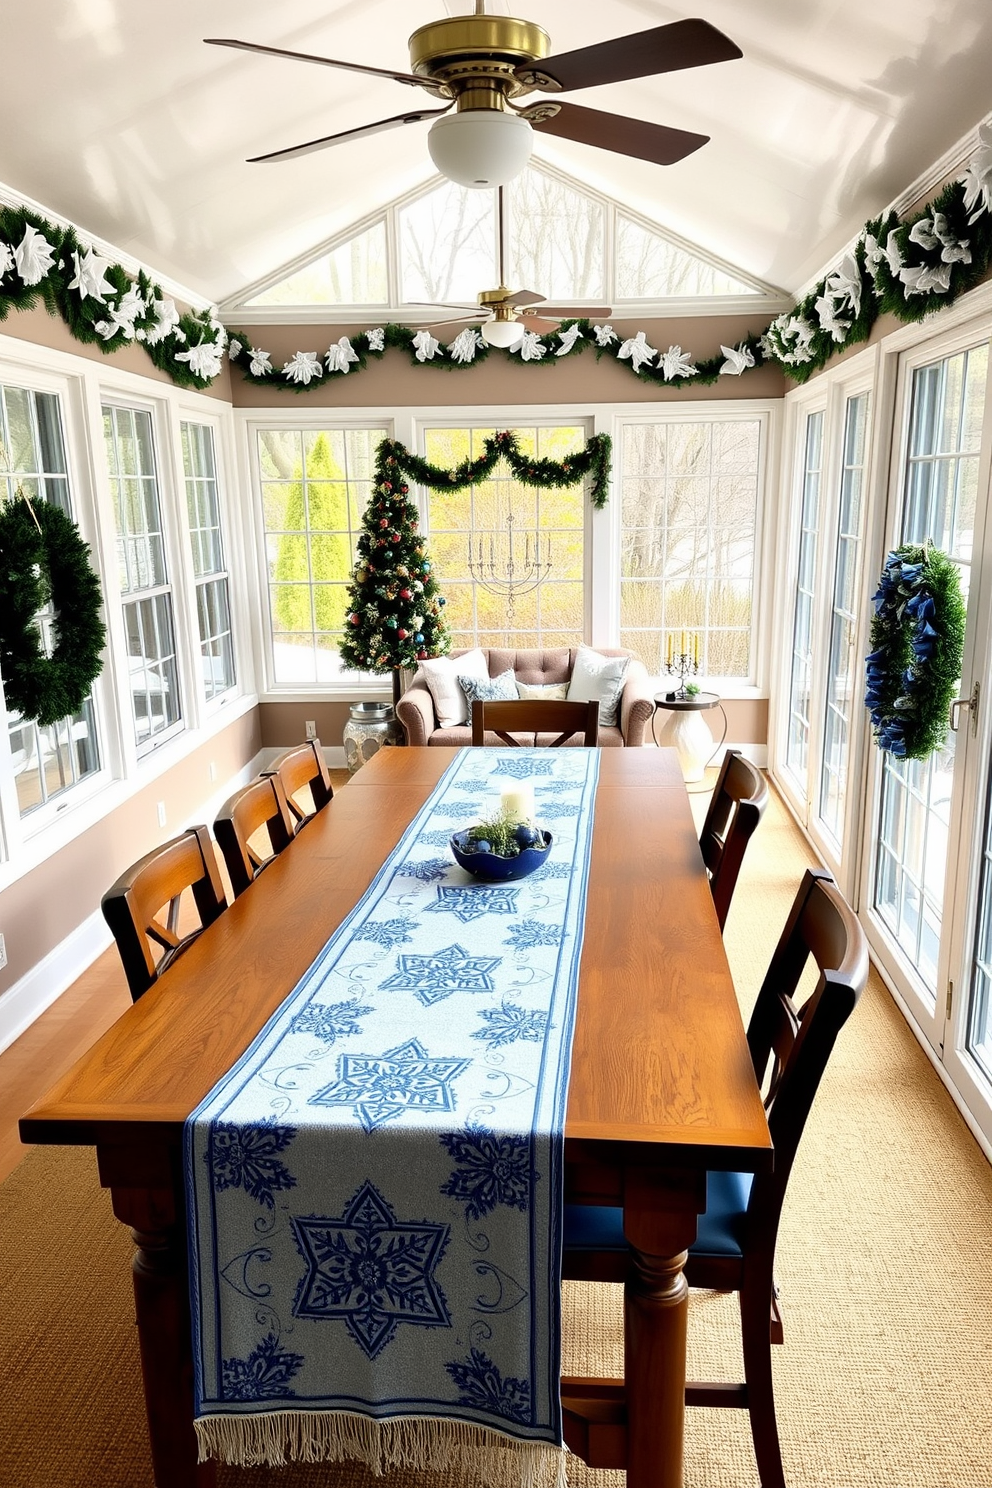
[500,782,534,824]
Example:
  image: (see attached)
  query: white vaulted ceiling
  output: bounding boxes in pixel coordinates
[3,0,992,305]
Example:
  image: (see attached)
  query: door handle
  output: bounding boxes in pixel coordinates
[949,680,980,737]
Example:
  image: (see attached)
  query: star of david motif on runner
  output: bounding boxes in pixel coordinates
[424,885,520,923]
[380,943,502,1005]
[290,1181,451,1359]
[491,757,555,778]
[309,1039,471,1130]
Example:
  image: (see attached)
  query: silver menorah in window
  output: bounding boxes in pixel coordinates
[467,511,552,627]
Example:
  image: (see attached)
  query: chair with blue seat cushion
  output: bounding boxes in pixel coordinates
[562,867,868,1488]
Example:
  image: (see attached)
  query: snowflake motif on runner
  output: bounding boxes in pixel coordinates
[445,1347,531,1424]
[535,779,582,796]
[289,998,373,1046]
[380,943,502,1005]
[439,1125,532,1218]
[531,859,572,880]
[309,1038,471,1130]
[221,1332,304,1401]
[396,858,451,883]
[430,798,483,820]
[424,884,520,923]
[207,1120,297,1210]
[418,828,460,848]
[538,801,581,819]
[491,757,556,779]
[291,1180,451,1359]
[473,999,549,1049]
[504,919,561,951]
[353,917,417,949]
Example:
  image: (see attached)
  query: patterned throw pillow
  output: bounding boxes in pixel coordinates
[419,649,490,727]
[566,646,629,728]
[516,681,569,700]
[458,669,518,708]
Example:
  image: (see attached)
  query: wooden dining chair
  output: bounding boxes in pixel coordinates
[213,775,295,899]
[101,825,228,1002]
[261,737,333,831]
[471,698,600,747]
[700,748,769,931]
[561,867,869,1488]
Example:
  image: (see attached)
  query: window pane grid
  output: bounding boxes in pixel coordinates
[874,344,987,998]
[182,421,236,698]
[258,427,387,684]
[784,412,824,784]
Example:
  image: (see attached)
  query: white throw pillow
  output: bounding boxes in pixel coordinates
[516,681,569,700]
[418,649,489,728]
[566,647,629,728]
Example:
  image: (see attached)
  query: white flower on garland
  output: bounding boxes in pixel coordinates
[282,350,323,385]
[555,323,583,356]
[144,296,182,346]
[909,212,971,264]
[448,326,483,364]
[899,261,953,296]
[617,330,657,371]
[228,338,243,361]
[13,223,56,286]
[659,344,698,380]
[248,346,272,377]
[814,292,851,343]
[69,244,115,303]
[326,336,359,373]
[0,242,13,278]
[960,121,992,223]
[593,323,617,346]
[823,251,863,316]
[365,327,385,352]
[719,343,755,376]
[94,284,147,341]
[209,318,228,351]
[175,339,225,379]
[513,330,547,361]
[770,314,816,366]
[412,329,441,362]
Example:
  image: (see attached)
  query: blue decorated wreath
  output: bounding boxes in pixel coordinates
[864,544,965,760]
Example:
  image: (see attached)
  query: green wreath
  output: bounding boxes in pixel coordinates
[864,543,965,760]
[0,495,106,729]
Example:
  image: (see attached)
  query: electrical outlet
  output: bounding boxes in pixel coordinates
[305,719,317,741]
[157,801,167,828]
[0,933,6,972]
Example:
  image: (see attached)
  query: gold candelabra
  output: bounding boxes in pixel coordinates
[665,630,700,699]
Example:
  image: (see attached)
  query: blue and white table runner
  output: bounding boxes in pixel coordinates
[185,748,600,1484]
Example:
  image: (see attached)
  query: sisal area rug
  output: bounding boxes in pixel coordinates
[2,785,991,1488]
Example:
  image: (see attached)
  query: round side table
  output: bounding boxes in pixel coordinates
[652,691,727,782]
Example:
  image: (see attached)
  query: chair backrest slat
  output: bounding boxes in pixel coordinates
[101,825,227,1002]
[214,775,295,898]
[471,698,599,747]
[699,750,769,931]
[261,738,333,829]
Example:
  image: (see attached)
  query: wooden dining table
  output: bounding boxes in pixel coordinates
[20,745,772,1488]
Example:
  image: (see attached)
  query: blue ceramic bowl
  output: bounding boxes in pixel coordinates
[450,829,553,882]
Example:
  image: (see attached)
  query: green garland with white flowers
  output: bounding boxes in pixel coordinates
[3,120,992,391]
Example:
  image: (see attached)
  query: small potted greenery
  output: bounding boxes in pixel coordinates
[450,807,552,881]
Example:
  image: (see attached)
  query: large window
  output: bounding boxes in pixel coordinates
[103,403,182,748]
[784,410,824,783]
[422,425,586,651]
[1,383,101,818]
[182,422,236,702]
[257,426,387,684]
[619,418,761,678]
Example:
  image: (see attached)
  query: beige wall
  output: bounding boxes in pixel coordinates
[230,315,786,406]
[0,707,261,999]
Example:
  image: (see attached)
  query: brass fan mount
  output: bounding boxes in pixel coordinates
[407,15,560,117]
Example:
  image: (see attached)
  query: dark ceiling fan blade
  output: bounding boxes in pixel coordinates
[517,18,741,92]
[247,106,452,164]
[205,37,432,90]
[517,315,561,334]
[530,305,612,319]
[503,289,546,307]
[531,102,708,167]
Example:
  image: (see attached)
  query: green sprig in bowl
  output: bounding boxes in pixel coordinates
[450,810,552,882]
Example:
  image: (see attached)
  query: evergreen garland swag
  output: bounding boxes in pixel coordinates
[386,428,612,509]
[0,496,106,729]
[864,544,966,761]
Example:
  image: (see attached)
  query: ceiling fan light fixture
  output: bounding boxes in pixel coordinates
[481,317,526,350]
[427,108,532,189]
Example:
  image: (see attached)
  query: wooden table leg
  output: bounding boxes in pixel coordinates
[623,1166,706,1488]
[111,1183,216,1488]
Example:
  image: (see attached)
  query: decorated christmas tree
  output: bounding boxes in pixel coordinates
[338,440,450,705]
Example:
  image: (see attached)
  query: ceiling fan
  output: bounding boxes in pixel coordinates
[205,3,742,188]
[415,186,610,348]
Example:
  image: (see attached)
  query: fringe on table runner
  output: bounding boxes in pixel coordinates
[195,1411,569,1487]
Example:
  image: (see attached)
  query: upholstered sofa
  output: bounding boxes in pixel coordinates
[396,646,655,747]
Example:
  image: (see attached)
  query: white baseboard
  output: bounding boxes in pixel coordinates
[0,908,113,1056]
